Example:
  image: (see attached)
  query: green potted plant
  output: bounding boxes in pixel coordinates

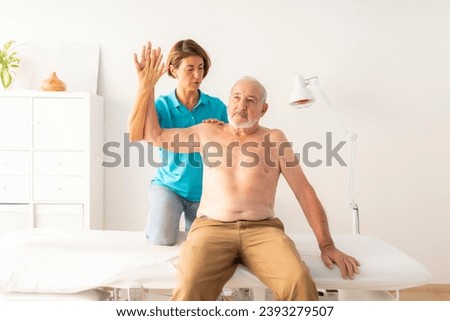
[0,40,21,89]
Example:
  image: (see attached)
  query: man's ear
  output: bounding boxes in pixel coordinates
[261,103,269,116]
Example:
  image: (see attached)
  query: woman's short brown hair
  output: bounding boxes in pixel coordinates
[167,39,211,78]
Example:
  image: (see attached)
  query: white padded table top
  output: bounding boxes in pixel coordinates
[0,228,431,294]
[289,234,431,291]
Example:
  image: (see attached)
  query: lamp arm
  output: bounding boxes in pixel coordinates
[312,81,360,234]
[348,136,360,235]
[316,84,350,135]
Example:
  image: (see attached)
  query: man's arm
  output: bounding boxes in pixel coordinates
[127,43,158,142]
[129,42,201,152]
[143,91,200,152]
[274,129,360,279]
[128,84,155,142]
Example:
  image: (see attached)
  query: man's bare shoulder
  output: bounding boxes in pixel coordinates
[195,122,227,133]
[260,127,289,141]
[193,122,223,128]
[189,122,221,132]
[193,122,228,141]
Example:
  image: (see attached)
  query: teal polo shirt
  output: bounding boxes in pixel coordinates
[152,90,228,201]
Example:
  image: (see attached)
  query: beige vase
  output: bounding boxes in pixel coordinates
[41,72,66,91]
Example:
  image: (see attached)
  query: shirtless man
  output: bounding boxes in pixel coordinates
[132,43,360,300]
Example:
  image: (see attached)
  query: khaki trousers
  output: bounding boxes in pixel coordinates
[171,216,318,301]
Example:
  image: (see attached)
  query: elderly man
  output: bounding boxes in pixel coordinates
[132,43,359,300]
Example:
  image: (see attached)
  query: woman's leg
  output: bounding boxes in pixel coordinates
[182,200,200,231]
[145,184,184,246]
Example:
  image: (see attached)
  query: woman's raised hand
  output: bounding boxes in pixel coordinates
[134,41,167,90]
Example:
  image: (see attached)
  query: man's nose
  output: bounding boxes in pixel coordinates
[238,98,247,110]
[237,99,247,110]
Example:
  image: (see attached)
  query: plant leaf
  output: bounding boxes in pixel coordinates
[4,40,14,51]
[1,67,12,88]
[0,40,20,76]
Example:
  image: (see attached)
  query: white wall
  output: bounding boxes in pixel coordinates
[2,0,449,283]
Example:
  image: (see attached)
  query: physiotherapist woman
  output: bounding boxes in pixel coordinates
[128,39,228,245]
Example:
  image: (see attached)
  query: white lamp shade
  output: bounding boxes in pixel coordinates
[289,76,315,108]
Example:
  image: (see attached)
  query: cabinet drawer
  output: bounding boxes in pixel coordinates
[0,97,32,149]
[34,177,85,201]
[34,98,88,150]
[0,151,30,175]
[0,204,32,235]
[35,204,83,230]
[0,176,30,201]
[34,151,85,176]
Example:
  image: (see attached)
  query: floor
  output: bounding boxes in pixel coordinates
[398,284,450,301]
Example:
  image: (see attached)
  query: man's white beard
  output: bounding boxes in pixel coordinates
[229,118,258,129]
[228,111,259,129]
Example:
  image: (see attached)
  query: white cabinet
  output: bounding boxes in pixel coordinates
[0,91,104,234]
[0,204,31,234]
